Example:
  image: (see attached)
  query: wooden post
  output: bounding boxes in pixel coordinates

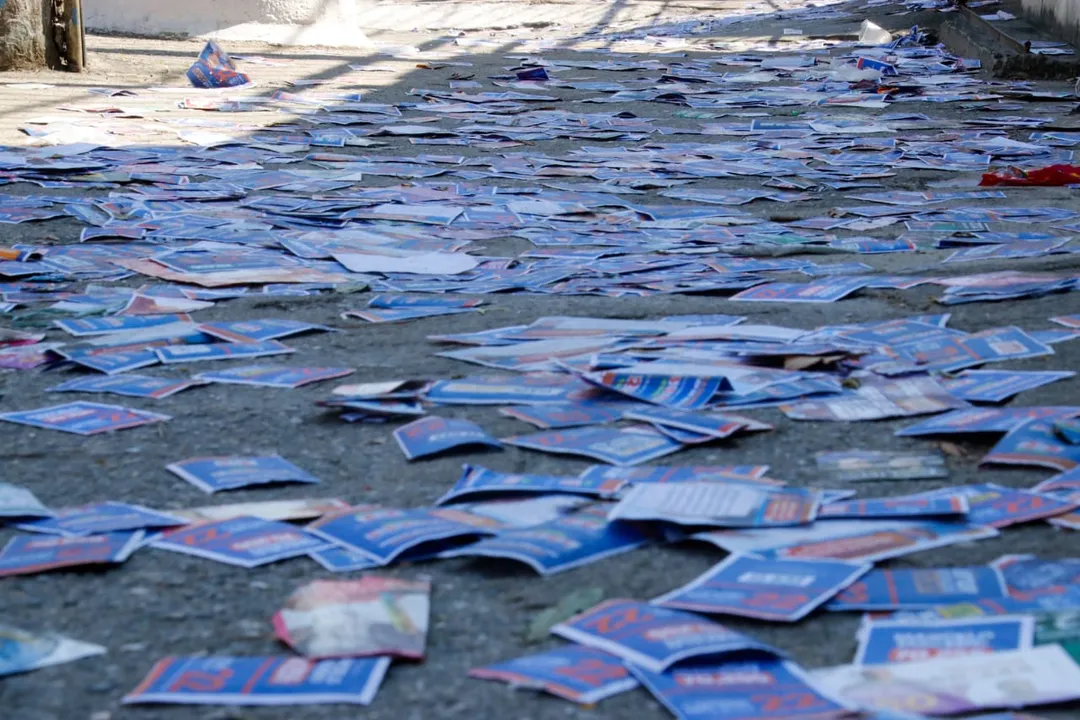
[62,0,82,71]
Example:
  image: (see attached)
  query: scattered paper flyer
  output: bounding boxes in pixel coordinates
[166,455,320,493]
[0,625,106,677]
[170,498,349,524]
[195,365,354,388]
[0,483,53,519]
[783,376,968,422]
[151,517,328,568]
[469,645,638,704]
[829,567,1009,611]
[307,505,500,565]
[653,554,871,622]
[124,656,390,706]
[695,519,999,564]
[818,493,968,520]
[47,374,206,400]
[578,464,775,486]
[0,531,144,577]
[551,599,781,673]
[274,577,430,659]
[811,645,1080,716]
[854,616,1035,665]
[608,481,819,528]
[439,503,651,575]
[436,464,625,505]
[631,659,854,720]
[815,450,949,482]
[309,546,383,573]
[15,502,185,536]
[186,41,252,89]
[914,484,1078,528]
[503,425,684,466]
[0,402,170,435]
[393,416,502,460]
[155,340,295,364]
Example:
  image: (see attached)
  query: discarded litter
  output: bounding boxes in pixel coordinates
[273,577,430,659]
[2,2,1080,717]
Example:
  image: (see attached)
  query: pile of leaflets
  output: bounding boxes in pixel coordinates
[1,0,1080,716]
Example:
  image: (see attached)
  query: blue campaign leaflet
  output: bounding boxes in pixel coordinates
[0,401,170,435]
[166,455,320,494]
[716,376,846,410]
[309,546,382,573]
[436,465,625,505]
[653,554,871,622]
[155,341,296,364]
[184,40,252,88]
[608,481,820,528]
[151,517,328,568]
[981,418,1080,472]
[578,464,774,485]
[828,567,1008,611]
[123,656,389,706]
[696,520,999,565]
[581,370,725,410]
[1057,417,1080,444]
[894,328,1053,373]
[650,423,727,445]
[960,326,1055,363]
[1053,314,1080,329]
[336,400,426,421]
[941,370,1075,403]
[854,616,1034,665]
[469,645,638,704]
[499,401,628,429]
[16,502,185,536]
[623,406,748,439]
[889,336,988,373]
[814,450,948,482]
[47,374,205,400]
[55,314,192,336]
[59,347,161,375]
[502,425,684,467]
[839,320,965,348]
[915,483,1078,528]
[896,407,1080,437]
[0,483,53,519]
[0,626,106,677]
[393,416,502,461]
[1035,467,1080,494]
[424,374,595,405]
[196,319,331,343]
[550,599,781,673]
[368,295,484,310]
[459,495,590,528]
[901,587,1080,621]
[730,277,870,303]
[818,494,968,520]
[992,555,1080,596]
[346,306,476,323]
[1030,328,1080,345]
[0,531,144,577]
[439,503,651,575]
[630,659,852,720]
[195,365,354,388]
[307,505,500,565]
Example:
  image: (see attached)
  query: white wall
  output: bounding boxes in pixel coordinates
[1022,0,1080,45]
[84,0,363,45]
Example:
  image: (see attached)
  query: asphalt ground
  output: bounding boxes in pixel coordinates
[2,1,1080,718]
